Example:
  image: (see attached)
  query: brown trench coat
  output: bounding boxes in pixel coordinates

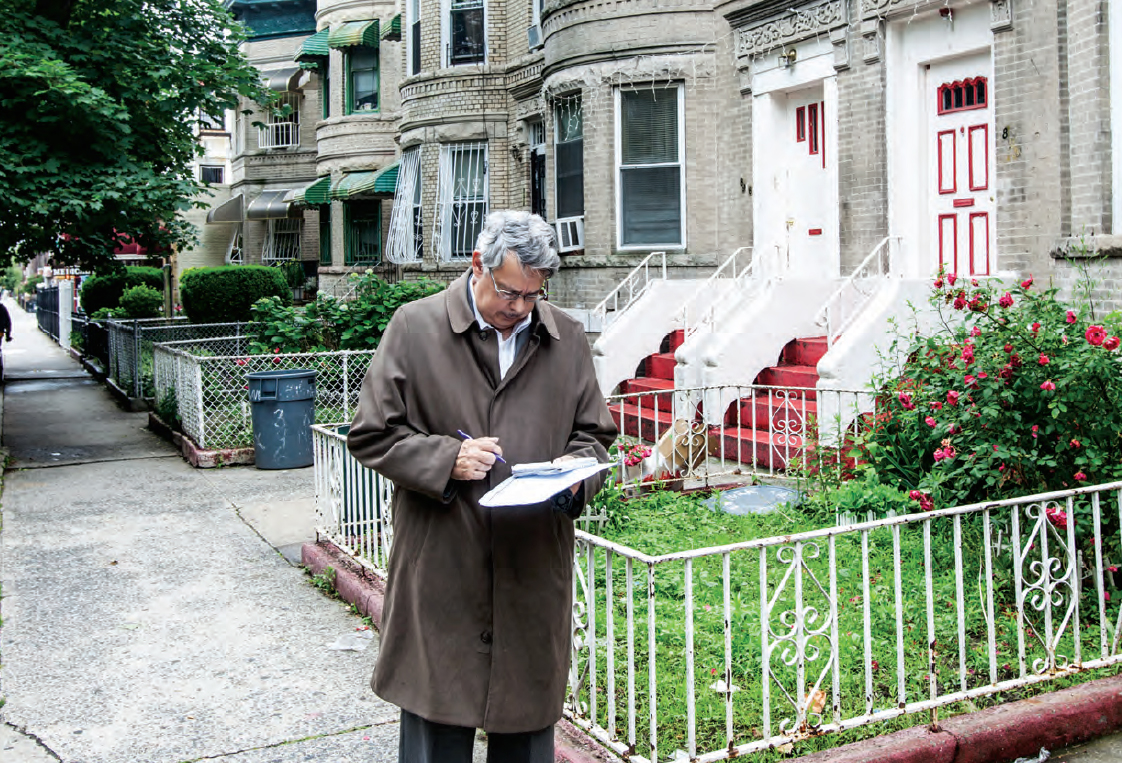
[347,270,617,733]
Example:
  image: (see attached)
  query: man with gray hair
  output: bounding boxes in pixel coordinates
[348,209,617,763]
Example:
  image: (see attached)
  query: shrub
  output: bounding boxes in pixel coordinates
[247,272,444,353]
[21,274,43,295]
[118,284,164,318]
[79,266,163,314]
[180,265,291,323]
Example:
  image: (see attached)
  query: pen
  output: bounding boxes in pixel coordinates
[456,429,507,464]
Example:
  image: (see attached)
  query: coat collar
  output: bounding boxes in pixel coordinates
[446,268,561,342]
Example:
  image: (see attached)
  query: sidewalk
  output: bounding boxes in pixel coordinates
[0,305,401,762]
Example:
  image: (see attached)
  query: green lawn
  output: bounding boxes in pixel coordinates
[574,486,1122,761]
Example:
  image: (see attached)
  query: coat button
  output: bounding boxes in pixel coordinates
[480,630,492,645]
[478,330,490,341]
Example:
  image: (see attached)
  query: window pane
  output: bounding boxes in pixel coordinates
[556,139,584,218]
[621,166,681,245]
[556,99,583,142]
[319,205,332,265]
[450,7,485,64]
[347,201,381,265]
[622,88,678,165]
[322,60,331,118]
[200,166,225,184]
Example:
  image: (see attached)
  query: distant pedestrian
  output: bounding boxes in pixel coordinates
[348,210,617,763]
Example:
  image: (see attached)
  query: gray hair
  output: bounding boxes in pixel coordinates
[475,210,560,278]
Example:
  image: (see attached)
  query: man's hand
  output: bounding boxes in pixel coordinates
[452,437,502,481]
[554,454,582,495]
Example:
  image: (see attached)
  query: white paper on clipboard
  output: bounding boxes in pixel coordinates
[480,461,617,507]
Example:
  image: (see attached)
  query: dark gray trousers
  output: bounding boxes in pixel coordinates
[398,709,554,763]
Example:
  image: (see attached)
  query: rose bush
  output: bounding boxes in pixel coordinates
[828,269,1122,541]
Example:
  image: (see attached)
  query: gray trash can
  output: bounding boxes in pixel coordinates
[247,369,317,469]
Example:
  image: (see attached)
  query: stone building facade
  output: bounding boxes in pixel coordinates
[203,0,1121,311]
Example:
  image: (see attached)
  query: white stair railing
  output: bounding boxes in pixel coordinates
[675,247,751,337]
[590,251,667,328]
[813,236,900,348]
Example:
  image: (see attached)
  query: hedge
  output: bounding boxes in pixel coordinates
[79,266,164,314]
[180,265,291,323]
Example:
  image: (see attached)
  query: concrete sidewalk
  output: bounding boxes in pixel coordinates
[0,305,401,762]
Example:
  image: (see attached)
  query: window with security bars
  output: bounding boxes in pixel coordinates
[435,142,488,260]
[319,205,332,265]
[387,147,424,264]
[259,92,301,149]
[226,224,244,264]
[347,47,379,113]
[617,85,683,247]
[200,165,225,185]
[555,97,584,220]
[409,0,422,74]
[261,218,303,262]
[198,110,225,132]
[529,119,546,219]
[449,0,485,65]
[345,201,382,265]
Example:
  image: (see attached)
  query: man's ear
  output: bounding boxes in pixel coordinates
[471,251,484,276]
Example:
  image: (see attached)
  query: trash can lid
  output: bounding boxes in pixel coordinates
[246,368,317,380]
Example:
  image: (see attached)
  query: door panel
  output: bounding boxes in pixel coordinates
[928,54,993,276]
[784,88,831,276]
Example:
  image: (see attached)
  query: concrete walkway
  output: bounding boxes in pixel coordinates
[0,304,401,762]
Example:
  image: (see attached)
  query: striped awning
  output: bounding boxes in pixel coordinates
[295,28,330,69]
[330,164,399,199]
[380,14,401,41]
[328,20,379,48]
[247,190,299,220]
[295,176,333,206]
[205,193,244,224]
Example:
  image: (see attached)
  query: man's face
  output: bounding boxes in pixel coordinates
[470,250,546,334]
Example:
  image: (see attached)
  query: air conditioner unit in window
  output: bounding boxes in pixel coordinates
[527,24,542,49]
[555,216,584,253]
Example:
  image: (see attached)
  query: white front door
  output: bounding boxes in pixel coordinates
[928,54,994,276]
[782,87,832,276]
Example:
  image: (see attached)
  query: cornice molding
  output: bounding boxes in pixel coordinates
[734,0,848,59]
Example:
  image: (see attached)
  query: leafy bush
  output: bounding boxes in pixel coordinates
[79,266,163,314]
[811,266,1122,547]
[90,307,119,320]
[118,284,164,318]
[2,263,23,293]
[248,271,444,353]
[180,265,290,323]
[21,274,43,295]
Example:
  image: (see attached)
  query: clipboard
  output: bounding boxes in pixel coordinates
[480,459,617,507]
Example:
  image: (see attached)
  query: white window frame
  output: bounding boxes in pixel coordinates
[258,92,301,150]
[530,0,544,49]
[261,218,303,263]
[434,142,489,261]
[199,165,225,185]
[1113,0,1122,231]
[614,83,687,250]
[387,146,424,264]
[443,0,487,67]
[407,0,422,76]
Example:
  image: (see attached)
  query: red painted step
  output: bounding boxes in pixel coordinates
[667,329,685,353]
[645,352,677,381]
[781,336,828,368]
[708,425,809,472]
[609,402,675,442]
[724,396,819,428]
[755,364,820,393]
[619,377,674,411]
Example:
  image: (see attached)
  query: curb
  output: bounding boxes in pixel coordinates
[300,540,621,763]
[147,412,256,468]
[790,673,1122,763]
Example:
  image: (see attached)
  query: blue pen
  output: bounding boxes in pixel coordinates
[457,429,507,463]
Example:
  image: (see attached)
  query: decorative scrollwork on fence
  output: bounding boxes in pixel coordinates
[569,540,592,715]
[765,542,836,735]
[1018,502,1078,674]
[771,390,809,468]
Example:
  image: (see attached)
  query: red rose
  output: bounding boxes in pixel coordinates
[998,292,1014,308]
[947,273,958,286]
[1074,471,1087,482]
[953,296,967,310]
[1105,336,1121,351]
[1040,380,1056,391]
[1031,322,1041,334]
[1021,276,1033,289]
[1038,353,1049,365]
[1066,310,1077,324]
[1085,325,1107,346]
[946,390,960,405]
[1004,343,1013,353]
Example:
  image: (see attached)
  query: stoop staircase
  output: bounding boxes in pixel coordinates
[609,333,829,471]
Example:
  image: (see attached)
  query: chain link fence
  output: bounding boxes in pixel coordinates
[107,318,249,399]
[153,336,374,450]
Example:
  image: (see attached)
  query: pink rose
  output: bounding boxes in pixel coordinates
[1086,325,1107,346]
[1074,471,1087,482]
[1066,310,1077,324]
[998,292,1014,308]
[946,390,960,406]
[1105,336,1121,351]
[1040,380,1056,391]
[897,391,916,410]
[925,416,937,427]
[1039,353,1049,365]
[1021,276,1033,289]
[970,326,982,337]
[947,273,958,286]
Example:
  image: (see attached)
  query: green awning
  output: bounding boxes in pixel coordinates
[380,14,401,41]
[301,176,333,206]
[330,164,399,199]
[328,20,379,48]
[295,28,330,69]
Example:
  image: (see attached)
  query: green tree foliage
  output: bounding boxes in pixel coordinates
[21,274,43,295]
[78,265,163,314]
[118,284,164,318]
[248,272,445,353]
[0,0,269,271]
[1,263,22,293]
[180,265,291,323]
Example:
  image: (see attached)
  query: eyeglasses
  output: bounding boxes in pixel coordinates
[487,269,547,303]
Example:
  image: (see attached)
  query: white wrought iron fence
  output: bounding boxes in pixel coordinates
[308,426,1122,763]
[151,336,374,450]
[107,318,246,399]
[606,384,872,489]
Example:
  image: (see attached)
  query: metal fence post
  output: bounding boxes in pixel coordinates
[342,353,349,422]
[132,320,141,398]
